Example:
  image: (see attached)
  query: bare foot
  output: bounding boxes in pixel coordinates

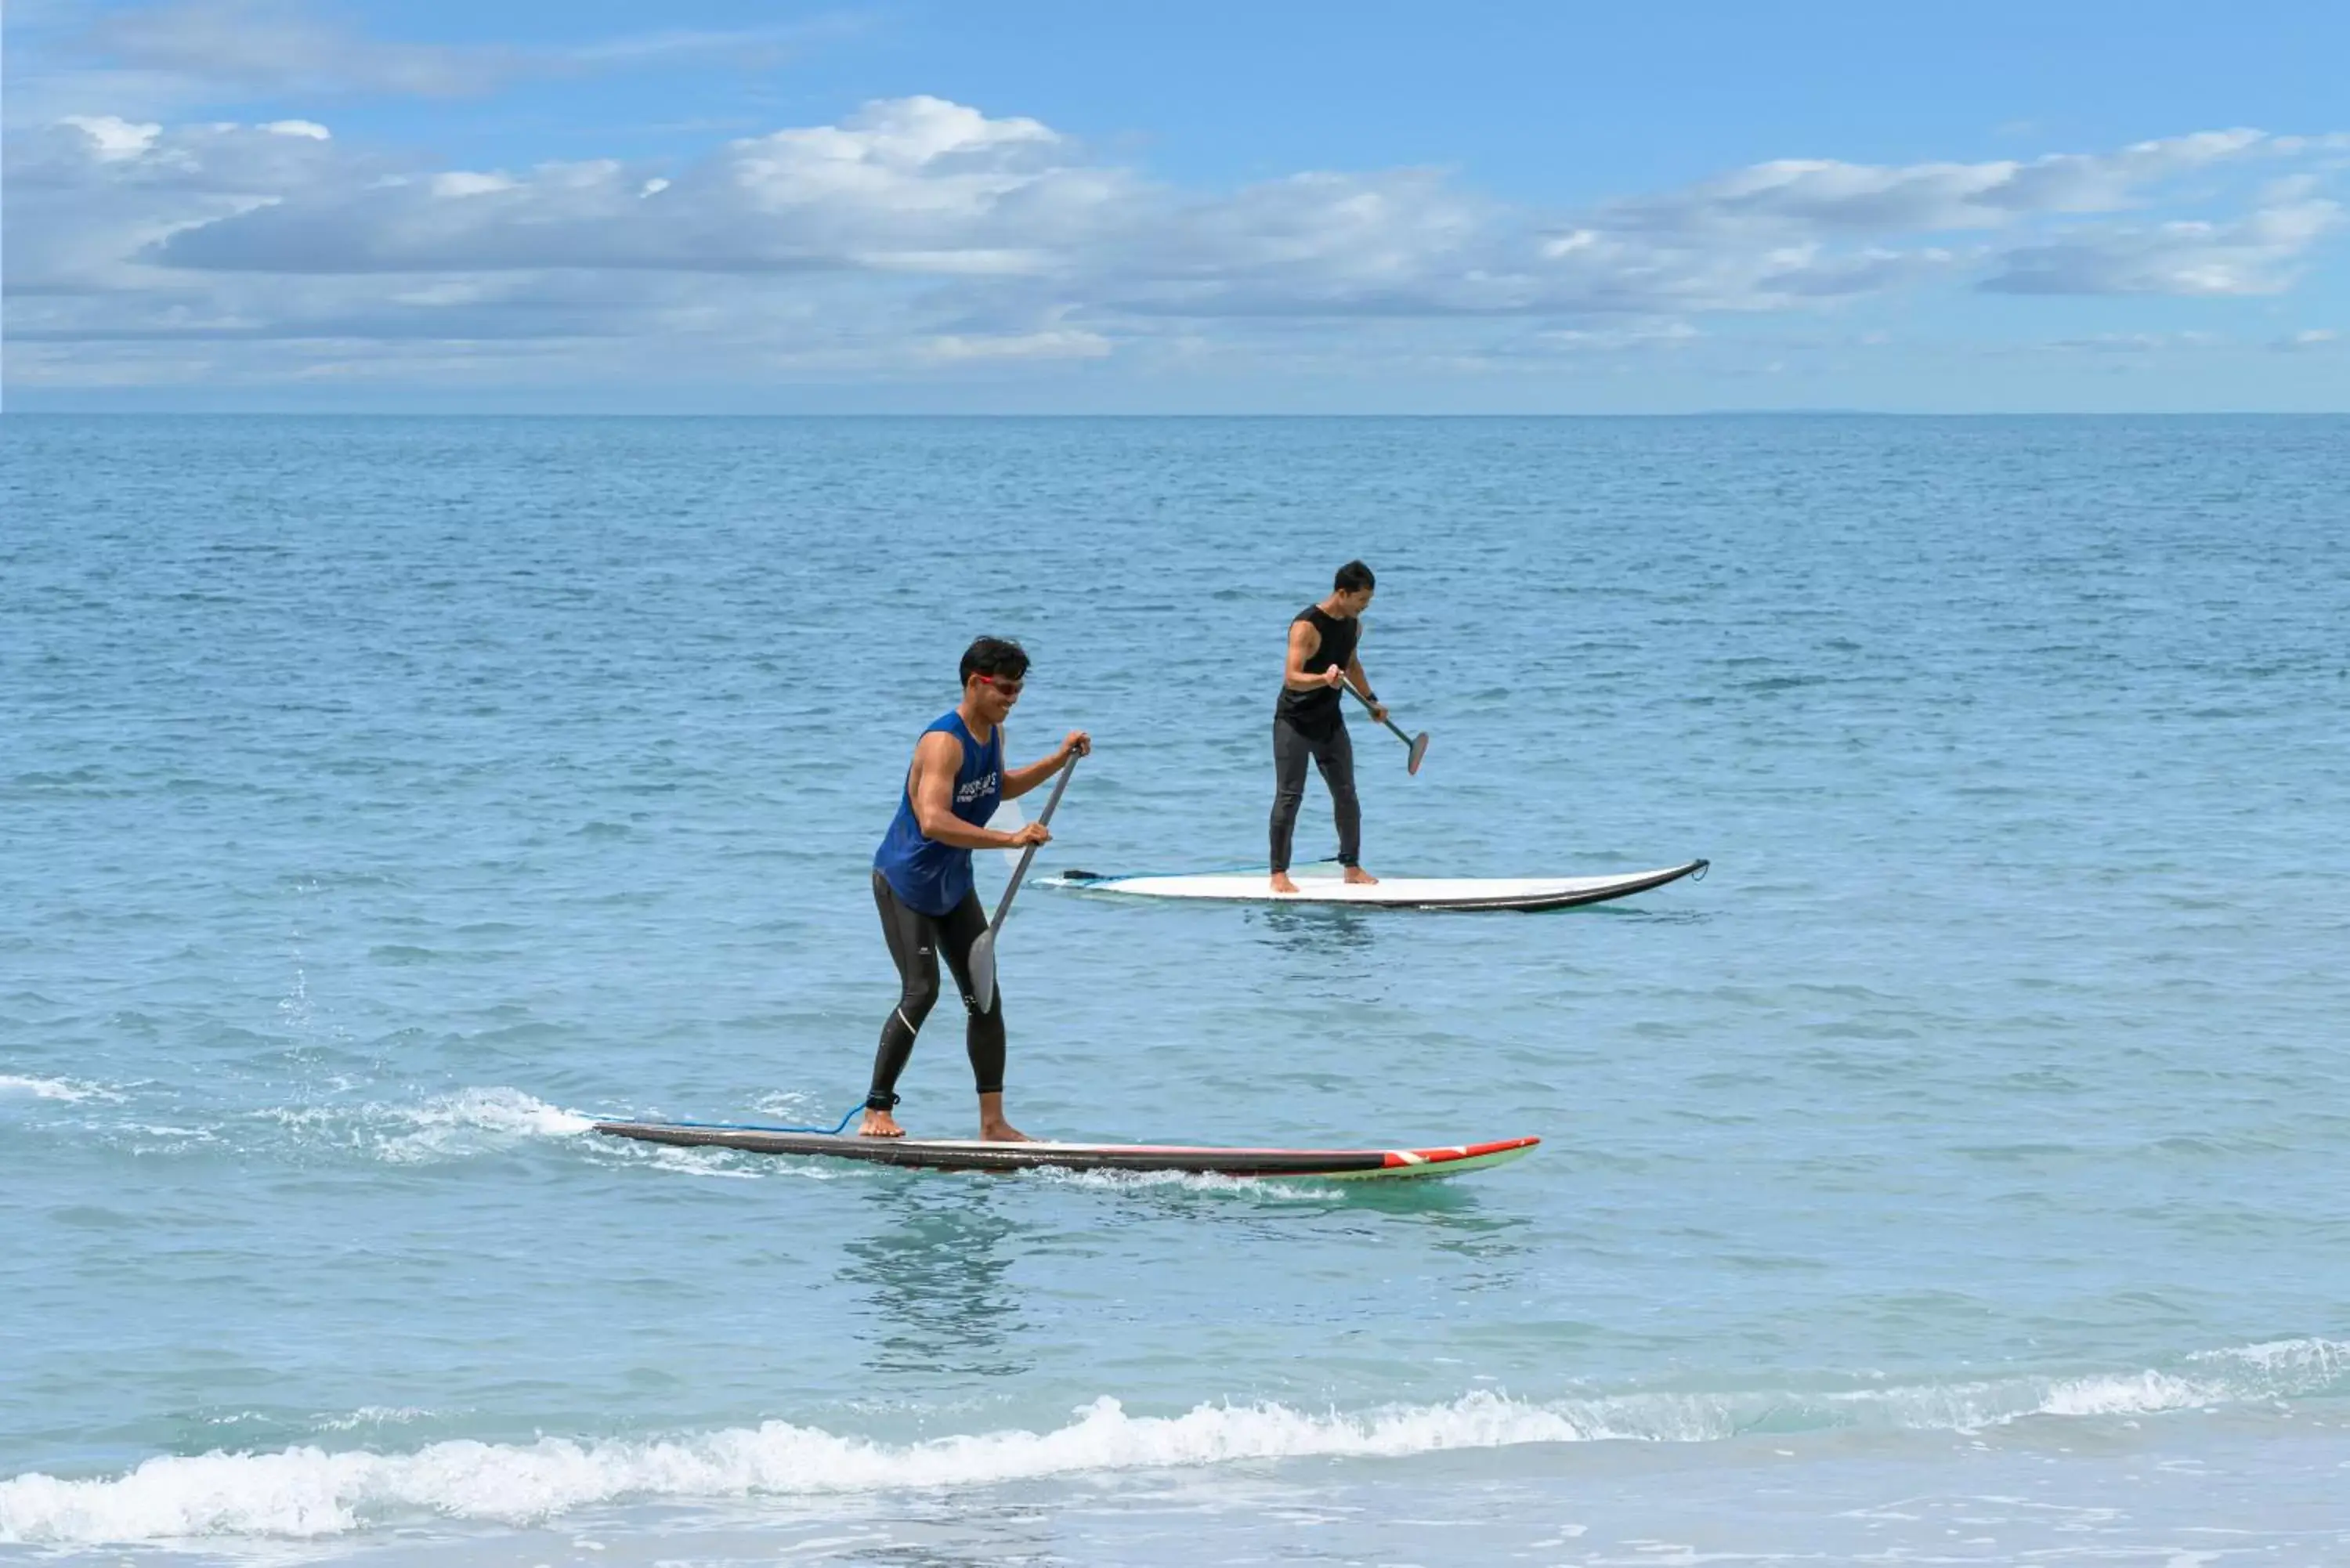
[975,1091,1029,1143]
[859,1109,905,1138]
[1271,871,1300,894]
[1343,865,1380,886]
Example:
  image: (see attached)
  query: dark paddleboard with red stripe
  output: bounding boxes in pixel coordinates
[592,1121,1538,1180]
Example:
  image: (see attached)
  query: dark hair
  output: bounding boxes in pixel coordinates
[960,636,1031,685]
[1334,560,1376,593]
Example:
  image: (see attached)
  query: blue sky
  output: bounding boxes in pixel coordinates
[7,0,2347,411]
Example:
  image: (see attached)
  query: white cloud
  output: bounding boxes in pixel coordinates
[1589,130,2270,239]
[7,96,2348,392]
[430,171,520,199]
[557,17,868,69]
[1983,199,2343,295]
[137,97,1125,276]
[6,0,864,127]
[924,329,1112,362]
[5,116,356,295]
[1532,320,1701,352]
[58,114,163,161]
[2037,331,2228,354]
[35,100,2340,323]
[86,0,524,99]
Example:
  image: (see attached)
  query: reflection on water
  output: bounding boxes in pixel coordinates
[1311,1182,1535,1284]
[1585,903,1709,926]
[1249,903,1379,956]
[834,1159,1533,1383]
[1061,1161,1535,1257]
[839,1179,1029,1381]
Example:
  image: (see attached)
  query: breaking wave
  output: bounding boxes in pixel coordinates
[5,1339,2345,1545]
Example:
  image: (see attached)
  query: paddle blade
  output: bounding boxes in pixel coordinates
[1407,732,1430,775]
[965,930,998,1016]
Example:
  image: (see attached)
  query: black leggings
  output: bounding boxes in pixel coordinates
[1269,716,1361,874]
[868,871,1007,1111]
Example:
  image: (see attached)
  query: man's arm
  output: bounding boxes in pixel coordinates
[1284,620,1344,692]
[908,732,1037,849]
[1002,730,1090,800]
[1344,655,1386,724]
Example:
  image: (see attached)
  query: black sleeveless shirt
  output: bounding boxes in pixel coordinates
[1275,604,1360,736]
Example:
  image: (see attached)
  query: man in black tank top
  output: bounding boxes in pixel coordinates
[1271,559,1385,893]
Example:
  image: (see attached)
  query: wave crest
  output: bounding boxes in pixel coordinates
[7,1340,2347,1545]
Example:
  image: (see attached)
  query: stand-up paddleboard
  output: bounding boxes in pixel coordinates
[593,1120,1538,1180]
[1045,858,1707,912]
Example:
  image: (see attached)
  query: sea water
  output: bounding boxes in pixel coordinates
[2,414,2347,1565]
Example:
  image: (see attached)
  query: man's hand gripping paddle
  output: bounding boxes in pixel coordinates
[966,753,1078,1016]
[1349,686,1430,775]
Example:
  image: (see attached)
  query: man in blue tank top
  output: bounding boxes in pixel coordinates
[1271,559,1386,894]
[866,636,1089,1140]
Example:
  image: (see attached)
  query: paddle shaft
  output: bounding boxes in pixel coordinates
[988,751,1077,931]
[1346,683,1419,748]
[966,752,1076,1015]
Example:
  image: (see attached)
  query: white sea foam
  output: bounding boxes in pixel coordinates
[2035,1369,2216,1418]
[0,1074,119,1104]
[264,1087,595,1164]
[410,1086,595,1140]
[8,1342,2346,1546]
[9,1394,1584,1543]
[1020,1165,1332,1201]
[313,1407,433,1434]
[2191,1336,2350,1382]
[641,1144,774,1181]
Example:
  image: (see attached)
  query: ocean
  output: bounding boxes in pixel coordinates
[2,413,2347,1564]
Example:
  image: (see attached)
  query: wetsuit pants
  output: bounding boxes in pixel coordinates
[867,870,1006,1111]
[1269,716,1361,874]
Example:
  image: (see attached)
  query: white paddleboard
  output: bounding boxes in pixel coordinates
[1046,859,1707,912]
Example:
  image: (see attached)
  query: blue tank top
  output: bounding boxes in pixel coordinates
[873,710,1004,916]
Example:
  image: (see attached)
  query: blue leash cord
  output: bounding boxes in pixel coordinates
[1066,851,1344,883]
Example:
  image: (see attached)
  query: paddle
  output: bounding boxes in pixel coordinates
[1348,685,1430,775]
[965,753,1078,1015]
